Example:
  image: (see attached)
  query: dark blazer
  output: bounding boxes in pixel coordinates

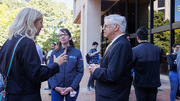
[167,53,177,72]
[93,35,133,101]
[132,42,161,88]
[0,36,59,101]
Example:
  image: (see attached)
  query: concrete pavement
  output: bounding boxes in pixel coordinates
[40,68,180,101]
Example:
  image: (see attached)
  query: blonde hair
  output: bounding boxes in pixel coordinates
[8,7,43,40]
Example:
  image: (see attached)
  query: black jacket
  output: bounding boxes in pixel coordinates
[167,53,177,72]
[133,42,161,88]
[0,36,59,101]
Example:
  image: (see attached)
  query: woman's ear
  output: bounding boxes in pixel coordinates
[69,37,72,41]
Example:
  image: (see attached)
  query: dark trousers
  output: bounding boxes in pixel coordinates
[177,87,180,96]
[135,87,157,101]
[127,76,133,97]
[87,74,94,88]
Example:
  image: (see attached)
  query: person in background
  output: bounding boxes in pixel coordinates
[35,41,43,64]
[0,7,67,101]
[133,27,161,101]
[48,28,84,101]
[167,44,180,101]
[125,33,134,99]
[55,42,59,49]
[46,43,56,64]
[87,41,100,91]
[43,51,47,65]
[125,33,130,41]
[44,43,56,90]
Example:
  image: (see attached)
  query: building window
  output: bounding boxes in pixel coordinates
[158,9,165,14]
[158,9,165,19]
[158,0,165,8]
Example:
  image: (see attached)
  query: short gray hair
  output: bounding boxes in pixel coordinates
[104,14,126,33]
[8,7,43,40]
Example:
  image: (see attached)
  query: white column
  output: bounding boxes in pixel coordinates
[86,0,101,52]
[80,4,85,57]
[80,0,101,67]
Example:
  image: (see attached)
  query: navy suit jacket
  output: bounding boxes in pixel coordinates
[93,35,133,101]
[132,42,161,88]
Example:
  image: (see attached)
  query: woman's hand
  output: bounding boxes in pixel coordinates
[61,87,73,95]
[53,52,68,66]
[55,87,66,94]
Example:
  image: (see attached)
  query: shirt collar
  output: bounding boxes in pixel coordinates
[110,33,125,45]
[139,41,149,44]
[60,46,73,52]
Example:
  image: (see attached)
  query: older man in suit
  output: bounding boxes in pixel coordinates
[89,14,133,101]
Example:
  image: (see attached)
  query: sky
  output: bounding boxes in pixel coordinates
[52,0,73,9]
[175,0,180,21]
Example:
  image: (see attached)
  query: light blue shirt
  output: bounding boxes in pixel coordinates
[36,44,43,64]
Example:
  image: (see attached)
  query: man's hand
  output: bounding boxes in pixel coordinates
[61,87,73,95]
[89,64,99,74]
[96,51,100,54]
[53,52,68,66]
[90,51,101,57]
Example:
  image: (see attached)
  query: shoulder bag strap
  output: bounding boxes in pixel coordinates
[6,36,26,77]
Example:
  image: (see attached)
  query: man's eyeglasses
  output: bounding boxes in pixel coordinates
[103,23,115,28]
[59,34,69,37]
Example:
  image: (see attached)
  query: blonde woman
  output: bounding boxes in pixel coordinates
[0,8,67,101]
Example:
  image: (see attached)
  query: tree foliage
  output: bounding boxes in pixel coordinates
[0,3,19,45]
[0,0,80,51]
[148,11,170,55]
[148,11,180,55]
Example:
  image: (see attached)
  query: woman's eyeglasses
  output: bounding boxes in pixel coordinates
[59,34,69,37]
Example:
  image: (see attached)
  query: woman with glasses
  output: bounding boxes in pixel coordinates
[48,29,84,101]
[167,44,180,101]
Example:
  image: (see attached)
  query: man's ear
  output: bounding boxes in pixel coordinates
[137,36,140,42]
[114,24,119,32]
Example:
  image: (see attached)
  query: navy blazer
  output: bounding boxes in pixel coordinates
[93,35,133,101]
[133,42,161,88]
[48,46,84,90]
[0,36,59,101]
